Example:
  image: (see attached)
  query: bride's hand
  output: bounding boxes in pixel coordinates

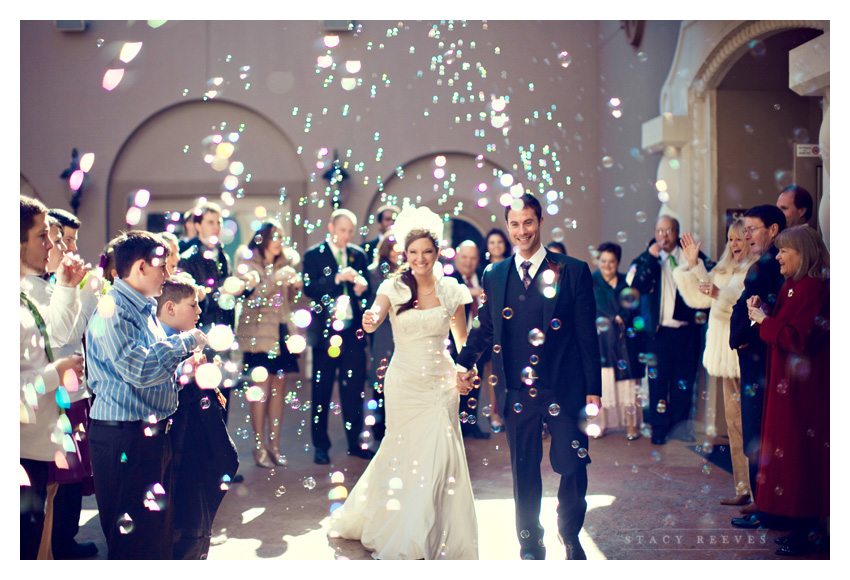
[362,310,378,327]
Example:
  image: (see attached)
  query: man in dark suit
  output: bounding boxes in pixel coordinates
[626,216,709,445]
[361,204,399,262]
[451,240,490,439]
[457,194,601,560]
[729,205,786,525]
[303,208,373,464]
[178,202,253,423]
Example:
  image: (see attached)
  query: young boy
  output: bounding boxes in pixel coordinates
[155,272,239,560]
[85,230,207,560]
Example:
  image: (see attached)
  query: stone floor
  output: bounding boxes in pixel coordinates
[72,385,832,563]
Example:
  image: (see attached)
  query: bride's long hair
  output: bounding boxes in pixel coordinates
[394,228,440,315]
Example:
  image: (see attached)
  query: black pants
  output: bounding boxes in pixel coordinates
[738,347,767,501]
[51,481,84,557]
[89,420,175,559]
[504,388,589,560]
[311,328,367,454]
[647,326,699,437]
[20,458,49,560]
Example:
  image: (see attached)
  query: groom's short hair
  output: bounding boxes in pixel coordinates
[504,193,542,222]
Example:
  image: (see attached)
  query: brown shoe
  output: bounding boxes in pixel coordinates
[720,494,750,506]
[740,502,757,514]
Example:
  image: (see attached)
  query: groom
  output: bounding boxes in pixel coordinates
[457,194,601,560]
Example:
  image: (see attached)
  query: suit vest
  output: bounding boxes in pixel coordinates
[503,263,548,391]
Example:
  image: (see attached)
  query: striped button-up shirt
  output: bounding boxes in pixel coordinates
[86,279,198,421]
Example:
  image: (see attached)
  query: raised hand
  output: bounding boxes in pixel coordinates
[55,354,85,385]
[187,328,208,350]
[680,233,701,267]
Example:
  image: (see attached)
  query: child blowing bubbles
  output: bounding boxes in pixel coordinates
[155,272,239,560]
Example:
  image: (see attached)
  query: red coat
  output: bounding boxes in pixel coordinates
[755,276,829,518]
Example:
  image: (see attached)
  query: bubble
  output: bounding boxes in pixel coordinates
[482,458,489,466]
[774,104,781,111]
[635,211,648,223]
[275,486,286,497]
[595,317,611,333]
[702,442,714,454]
[290,309,312,329]
[557,51,571,68]
[652,450,662,462]
[548,403,560,416]
[550,227,565,242]
[245,385,265,403]
[143,483,167,511]
[250,366,269,383]
[303,477,317,490]
[482,406,492,418]
[774,447,784,458]
[502,307,514,319]
[467,398,478,410]
[207,324,235,351]
[776,380,788,395]
[521,367,536,386]
[492,344,502,354]
[701,464,711,475]
[117,513,134,534]
[616,231,628,243]
[530,354,540,365]
[528,387,538,398]
[513,403,523,414]
[614,186,625,198]
[637,51,648,62]
[195,363,223,389]
[528,328,545,347]
[520,529,530,539]
[656,400,667,414]
[631,465,639,473]
[459,411,469,424]
[355,329,365,340]
[323,267,333,277]
[550,318,562,330]
[577,448,588,459]
[744,384,756,397]
[200,396,211,410]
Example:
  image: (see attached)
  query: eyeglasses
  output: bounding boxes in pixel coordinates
[744,226,765,236]
[655,228,674,236]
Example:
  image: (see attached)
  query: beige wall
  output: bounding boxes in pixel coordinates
[20,20,680,265]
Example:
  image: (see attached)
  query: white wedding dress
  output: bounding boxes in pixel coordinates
[329,275,479,560]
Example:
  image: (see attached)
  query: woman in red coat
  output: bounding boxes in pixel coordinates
[745,226,829,556]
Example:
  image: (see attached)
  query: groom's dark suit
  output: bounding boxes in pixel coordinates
[458,249,601,559]
[303,240,370,456]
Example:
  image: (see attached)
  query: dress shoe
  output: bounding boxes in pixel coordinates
[347,449,375,460]
[254,447,274,469]
[268,450,287,466]
[740,502,757,514]
[626,428,640,441]
[731,514,762,529]
[720,494,750,506]
[558,533,587,560]
[53,541,98,559]
[315,449,330,465]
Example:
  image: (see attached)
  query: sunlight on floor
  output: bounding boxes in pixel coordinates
[207,494,615,560]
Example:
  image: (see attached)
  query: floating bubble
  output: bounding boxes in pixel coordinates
[117,513,134,534]
[286,334,307,355]
[652,450,661,462]
[619,288,640,310]
[678,380,688,391]
[195,363,223,389]
[275,486,286,497]
[551,227,565,242]
[557,51,571,68]
[614,186,625,198]
[502,307,514,319]
[200,396,211,410]
[616,231,628,243]
[776,380,788,395]
[550,318,562,330]
[530,354,539,365]
[251,366,269,383]
[513,403,523,413]
[356,329,365,340]
[577,448,588,459]
[571,440,580,449]
[548,403,561,416]
[488,375,498,387]
[656,399,667,414]
[635,211,648,223]
[207,324,235,351]
[303,477,317,490]
[521,367,536,386]
[702,464,711,475]
[492,344,501,354]
[467,398,478,410]
[528,387,538,398]
[528,328,545,347]
[245,386,265,403]
[601,156,614,168]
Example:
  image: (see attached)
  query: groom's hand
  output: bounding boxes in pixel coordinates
[586,395,601,411]
[456,370,475,395]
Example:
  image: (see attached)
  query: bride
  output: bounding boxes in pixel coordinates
[329,205,479,560]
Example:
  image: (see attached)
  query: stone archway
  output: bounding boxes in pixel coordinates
[106,99,307,252]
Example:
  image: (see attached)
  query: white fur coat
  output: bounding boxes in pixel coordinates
[672,260,747,378]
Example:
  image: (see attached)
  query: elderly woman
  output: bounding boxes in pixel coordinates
[737,226,829,556]
[673,219,755,506]
[588,242,644,440]
[235,219,302,468]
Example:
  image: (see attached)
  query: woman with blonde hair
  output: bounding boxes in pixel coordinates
[235,219,302,468]
[742,225,829,556]
[673,219,756,506]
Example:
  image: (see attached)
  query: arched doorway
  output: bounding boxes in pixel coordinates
[106,99,308,256]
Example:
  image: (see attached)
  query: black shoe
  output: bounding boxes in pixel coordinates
[53,541,98,559]
[650,426,667,445]
[347,449,375,460]
[315,449,330,465]
[731,514,762,529]
[558,533,587,560]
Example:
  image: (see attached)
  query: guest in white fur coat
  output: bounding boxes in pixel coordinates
[673,219,756,506]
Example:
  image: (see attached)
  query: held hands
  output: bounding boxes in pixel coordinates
[188,328,209,350]
[55,354,85,385]
[680,233,701,268]
[56,254,92,288]
[698,281,719,298]
[648,242,662,259]
[456,368,476,395]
